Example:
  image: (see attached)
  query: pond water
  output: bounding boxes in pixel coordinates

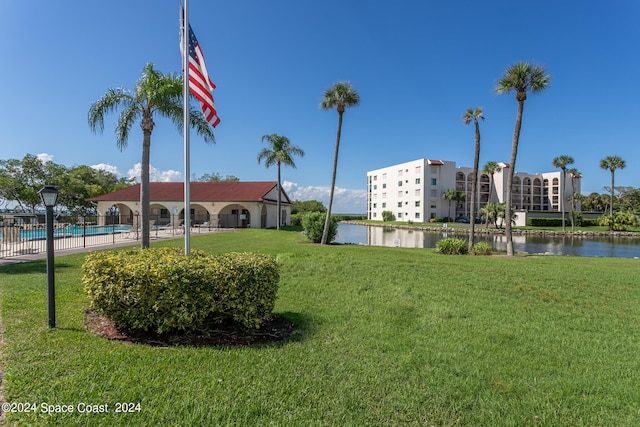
[335,223,640,258]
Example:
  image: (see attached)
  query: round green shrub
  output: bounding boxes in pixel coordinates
[435,237,468,255]
[83,248,279,334]
[302,212,337,243]
[472,242,493,255]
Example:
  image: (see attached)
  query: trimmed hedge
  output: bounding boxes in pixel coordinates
[83,248,279,334]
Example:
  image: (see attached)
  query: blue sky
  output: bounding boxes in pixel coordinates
[1,1,638,213]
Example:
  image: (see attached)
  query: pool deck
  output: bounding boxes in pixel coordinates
[0,227,226,266]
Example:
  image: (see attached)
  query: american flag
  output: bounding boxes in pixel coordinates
[181,13,220,128]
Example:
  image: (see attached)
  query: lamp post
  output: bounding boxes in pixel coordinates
[39,185,59,328]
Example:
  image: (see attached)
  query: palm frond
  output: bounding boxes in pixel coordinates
[320,81,360,110]
[88,88,134,134]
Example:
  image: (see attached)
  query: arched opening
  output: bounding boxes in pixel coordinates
[218,204,251,228]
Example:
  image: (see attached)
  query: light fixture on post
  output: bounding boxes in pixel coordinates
[39,185,59,328]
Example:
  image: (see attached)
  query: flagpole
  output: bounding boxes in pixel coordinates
[182,0,191,255]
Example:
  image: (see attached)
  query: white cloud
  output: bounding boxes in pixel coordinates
[36,153,53,163]
[282,181,366,214]
[127,163,182,183]
[91,163,120,176]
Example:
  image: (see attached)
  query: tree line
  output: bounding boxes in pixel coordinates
[0,154,131,215]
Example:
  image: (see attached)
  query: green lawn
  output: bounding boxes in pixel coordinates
[1,229,639,426]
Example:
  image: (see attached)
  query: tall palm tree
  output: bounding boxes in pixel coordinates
[482,161,502,212]
[600,155,626,230]
[552,155,574,232]
[258,134,305,230]
[442,188,461,220]
[320,81,360,244]
[463,107,484,250]
[496,62,550,255]
[88,63,215,248]
[566,167,580,231]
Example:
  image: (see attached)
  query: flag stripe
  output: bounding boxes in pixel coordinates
[180,11,220,128]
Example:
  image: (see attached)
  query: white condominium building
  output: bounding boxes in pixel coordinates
[367,159,581,224]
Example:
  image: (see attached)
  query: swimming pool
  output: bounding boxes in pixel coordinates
[1,224,132,240]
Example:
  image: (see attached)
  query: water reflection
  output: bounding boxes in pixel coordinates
[335,223,640,258]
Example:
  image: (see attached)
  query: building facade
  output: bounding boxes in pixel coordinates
[90,181,292,229]
[367,159,581,225]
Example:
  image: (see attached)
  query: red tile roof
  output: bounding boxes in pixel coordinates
[90,182,289,204]
[427,159,444,165]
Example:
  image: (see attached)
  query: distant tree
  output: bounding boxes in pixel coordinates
[617,187,640,212]
[482,161,501,206]
[442,189,465,220]
[496,62,551,255]
[320,81,360,244]
[198,172,239,182]
[258,133,305,230]
[566,167,579,231]
[291,200,326,214]
[552,155,574,232]
[0,154,57,212]
[57,165,132,215]
[463,107,484,250]
[599,155,626,230]
[88,63,215,248]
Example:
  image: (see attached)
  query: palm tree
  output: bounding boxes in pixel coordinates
[482,161,502,225]
[496,62,550,255]
[320,82,360,244]
[442,189,463,220]
[600,155,626,230]
[258,134,305,230]
[552,155,574,232]
[566,167,580,231]
[463,107,484,250]
[88,63,215,248]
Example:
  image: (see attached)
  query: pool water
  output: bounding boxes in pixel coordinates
[1,224,132,240]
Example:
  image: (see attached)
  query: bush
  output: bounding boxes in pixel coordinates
[472,242,493,255]
[526,218,564,227]
[290,213,303,227]
[435,237,468,255]
[598,211,640,231]
[382,211,395,222]
[302,212,338,243]
[83,248,279,334]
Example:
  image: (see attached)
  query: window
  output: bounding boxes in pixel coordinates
[398,191,403,197]
[398,181,403,187]
[430,189,438,198]
[373,184,377,190]
[373,212,377,217]
[415,212,421,219]
[430,178,437,185]
[398,169,403,177]
[382,202,386,208]
[373,203,377,208]
[415,201,420,207]
[415,165,421,173]
[415,178,421,184]
[382,173,387,179]
[373,175,377,181]
[382,192,387,199]
[382,183,386,189]
[397,202,402,207]
[415,189,421,196]
[398,212,403,218]
[430,204,437,209]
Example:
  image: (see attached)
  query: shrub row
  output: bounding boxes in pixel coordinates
[436,238,493,255]
[83,248,279,334]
